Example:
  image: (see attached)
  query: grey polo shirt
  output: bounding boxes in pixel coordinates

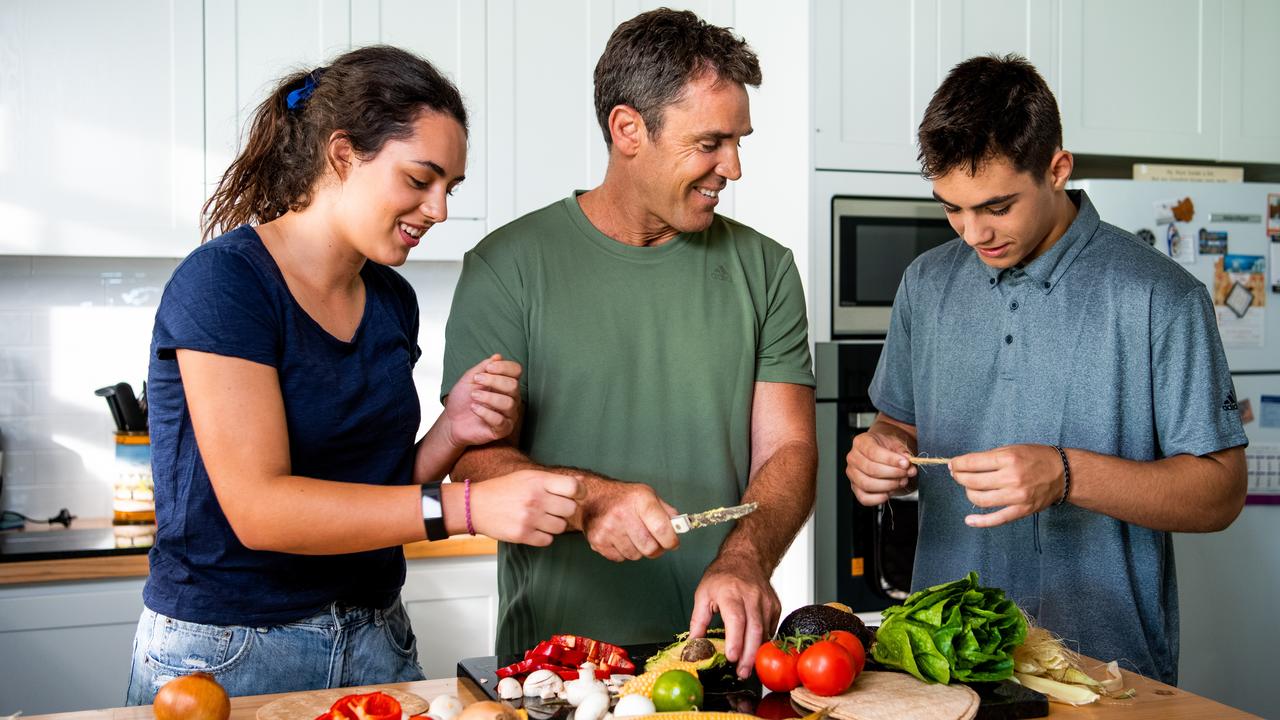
[869,190,1247,685]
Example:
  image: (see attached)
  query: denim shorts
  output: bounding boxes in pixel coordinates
[125,597,426,705]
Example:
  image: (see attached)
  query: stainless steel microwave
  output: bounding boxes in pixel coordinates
[831,196,954,337]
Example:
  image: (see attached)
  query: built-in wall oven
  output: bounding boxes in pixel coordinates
[813,341,918,612]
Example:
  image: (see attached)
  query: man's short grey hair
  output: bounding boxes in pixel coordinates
[593,7,761,146]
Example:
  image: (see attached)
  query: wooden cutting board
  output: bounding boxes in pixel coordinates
[255,687,429,719]
[791,672,980,720]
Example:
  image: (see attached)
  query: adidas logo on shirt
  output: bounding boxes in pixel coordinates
[710,265,730,282]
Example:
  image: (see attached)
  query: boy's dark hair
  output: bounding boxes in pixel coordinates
[593,7,761,146]
[202,45,467,240]
[917,53,1062,180]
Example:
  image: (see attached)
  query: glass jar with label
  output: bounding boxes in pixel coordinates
[113,432,154,525]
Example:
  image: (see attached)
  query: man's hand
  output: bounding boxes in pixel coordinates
[688,553,780,680]
[577,478,680,561]
[443,354,522,448]
[846,428,917,506]
[949,444,1066,527]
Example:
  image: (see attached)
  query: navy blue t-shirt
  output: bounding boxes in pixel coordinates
[144,226,423,626]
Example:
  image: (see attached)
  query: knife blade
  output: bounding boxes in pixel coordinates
[670,502,758,534]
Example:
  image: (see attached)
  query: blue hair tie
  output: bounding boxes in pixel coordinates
[286,68,326,110]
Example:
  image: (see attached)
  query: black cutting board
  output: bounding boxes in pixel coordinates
[457,642,761,718]
[456,644,1045,720]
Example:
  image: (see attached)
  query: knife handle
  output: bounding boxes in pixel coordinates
[670,515,691,534]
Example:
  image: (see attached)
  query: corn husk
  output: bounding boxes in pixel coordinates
[1011,625,1134,703]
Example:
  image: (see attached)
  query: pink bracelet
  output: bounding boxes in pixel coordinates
[464,478,476,536]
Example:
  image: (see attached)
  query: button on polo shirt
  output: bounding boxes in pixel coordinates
[868,190,1247,685]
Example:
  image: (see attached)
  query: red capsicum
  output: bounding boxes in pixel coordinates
[495,634,635,681]
[313,691,402,720]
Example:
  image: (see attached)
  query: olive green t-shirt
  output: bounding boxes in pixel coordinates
[441,194,813,654]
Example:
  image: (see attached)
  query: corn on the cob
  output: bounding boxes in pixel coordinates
[619,703,831,720]
[622,707,752,712]
[616,664,701,696]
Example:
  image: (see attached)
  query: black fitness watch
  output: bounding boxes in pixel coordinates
[420,481,448,541]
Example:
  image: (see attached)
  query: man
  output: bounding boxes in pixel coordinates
[846,54,1247,685]
[442,9,816,675]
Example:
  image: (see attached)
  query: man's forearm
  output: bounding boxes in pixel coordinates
[715,439,818,575]
[1065,446,1245,532]
[452,443,541,482]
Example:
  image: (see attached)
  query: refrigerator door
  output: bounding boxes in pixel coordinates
[1071,179,1280,374]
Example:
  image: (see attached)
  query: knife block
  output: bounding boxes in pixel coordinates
[112,432,155,525]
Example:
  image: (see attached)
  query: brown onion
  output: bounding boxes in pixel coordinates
[455,699,520,720]
[153,671,231,720]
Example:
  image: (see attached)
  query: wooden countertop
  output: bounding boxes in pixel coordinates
[21,663,1262,720]
[0,519,496,586]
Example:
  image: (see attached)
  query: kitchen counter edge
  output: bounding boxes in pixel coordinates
[0,535,497,585]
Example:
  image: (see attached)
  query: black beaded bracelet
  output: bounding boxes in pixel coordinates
[1052,445,1071,506]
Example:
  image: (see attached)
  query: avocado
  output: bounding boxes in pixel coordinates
[645,633,728,673]
[776,603,875,650]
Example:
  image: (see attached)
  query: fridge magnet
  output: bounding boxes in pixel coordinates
[1213,254,1267,347]
[1171,196,1195,223]
[1271,241,1280,294]
[1239,398,1254,425]
[1261,395,1280,429]
[1136,228,1156,246]
[1267,193,1280,236]
[1198,228,1227,254]
[1225,282,1254,318]
[1167,223,1195,264]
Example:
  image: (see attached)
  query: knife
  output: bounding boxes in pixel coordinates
[670,502,758,534]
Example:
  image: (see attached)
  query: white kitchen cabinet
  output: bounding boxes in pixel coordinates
[399,554,499,679]
[0,0,203,258]
[203,0,351,203]
[0,578,146,716]
[1058,0,1223,160]
[203,0,488,261]
[351,0,489,260]
[490,0,736,222]
[0,555,498,716]
[813,0,1057,173]
[1219,0,1280,163]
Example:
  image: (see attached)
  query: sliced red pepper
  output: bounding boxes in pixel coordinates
[497,634,635,681]
[496,657,540,678]
[318,692,402,720]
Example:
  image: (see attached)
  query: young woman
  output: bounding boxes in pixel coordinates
[126,45,583,703]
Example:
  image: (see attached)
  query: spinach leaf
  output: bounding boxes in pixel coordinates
[871,571,1026,684]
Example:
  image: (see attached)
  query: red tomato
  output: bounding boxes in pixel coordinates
[825,630,866,678]
[754,640,801,692]
[796,640,855,696]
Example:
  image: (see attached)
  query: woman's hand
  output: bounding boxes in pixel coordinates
[444,354,522,448]
[469,470,586,546]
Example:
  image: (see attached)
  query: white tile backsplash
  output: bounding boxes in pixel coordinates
[0,255,464,519]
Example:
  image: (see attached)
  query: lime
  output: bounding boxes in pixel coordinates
[650,669,703,712]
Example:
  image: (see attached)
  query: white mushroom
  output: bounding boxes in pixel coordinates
[576,662,598,682]
[612,695,656,718]
[573,689,611,720]
[523,669,565,698]
[429,694,465,720]
[497,677,523,700]
[565,677,607,707]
